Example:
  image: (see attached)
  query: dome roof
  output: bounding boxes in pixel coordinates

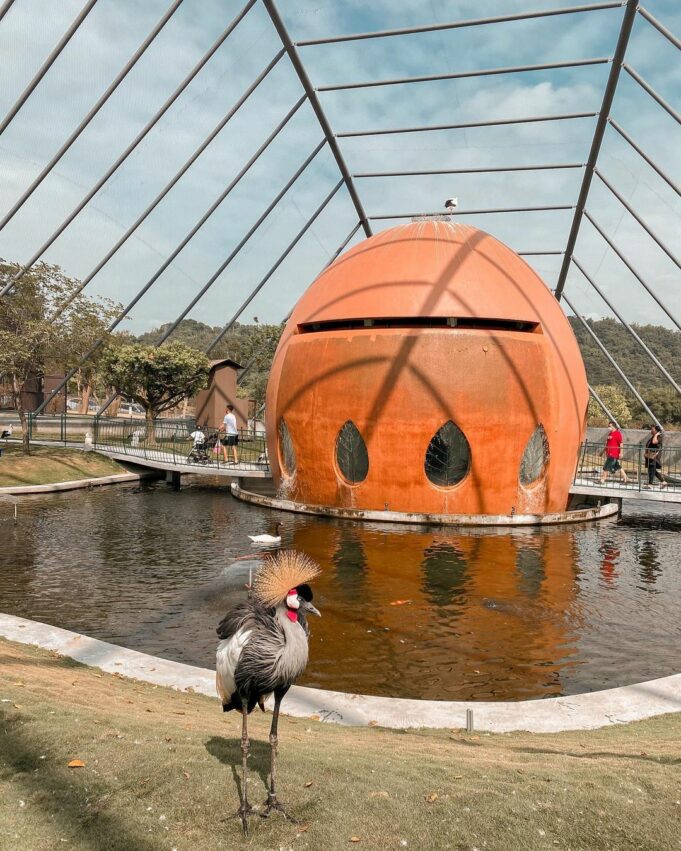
[289,221,559,328]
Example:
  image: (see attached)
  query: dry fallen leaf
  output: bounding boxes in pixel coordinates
[67,760,85,768]
[13,704,22,710]
[298,824,309,833]
[350,838,362,844]
[369,791,389,798]
[368,720,378,727]
[310,714,320,721]
[183,771,190,780]
[164,736,172,742]
[389,599,412,606]
[304,781,313,788]
[425,792,438,803]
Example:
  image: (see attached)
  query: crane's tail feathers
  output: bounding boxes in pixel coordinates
[253,550,321,608]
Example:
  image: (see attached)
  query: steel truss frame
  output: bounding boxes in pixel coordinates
[0,0,677,423]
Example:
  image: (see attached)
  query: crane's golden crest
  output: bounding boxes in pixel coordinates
[253,550,320,608]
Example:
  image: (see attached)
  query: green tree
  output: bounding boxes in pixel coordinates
[101,342,210,437]
[0,260,120,454]
[587,385,633,427]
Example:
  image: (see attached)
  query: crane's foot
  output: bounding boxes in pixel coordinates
[226,802,259,836]
[260,794,299,823]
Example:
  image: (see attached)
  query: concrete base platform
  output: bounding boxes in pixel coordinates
[231,483,620,527]
[2,612,680,733]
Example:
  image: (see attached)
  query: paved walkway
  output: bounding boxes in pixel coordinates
[572,477,681,503]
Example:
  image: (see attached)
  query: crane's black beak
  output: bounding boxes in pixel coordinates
[303,601,321,618]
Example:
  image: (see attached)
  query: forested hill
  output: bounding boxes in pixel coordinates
[135,317,680,391]
[567,317,681,388]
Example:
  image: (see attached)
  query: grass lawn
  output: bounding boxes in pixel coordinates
[1,638,680,850]
[0,445,127,487]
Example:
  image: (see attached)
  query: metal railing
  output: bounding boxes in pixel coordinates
[574,441,681,492]
[11,413,270,474]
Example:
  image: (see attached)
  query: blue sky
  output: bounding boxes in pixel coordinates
[1,0,680,333]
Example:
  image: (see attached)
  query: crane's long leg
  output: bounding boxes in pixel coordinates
[261,689,298,823]
[229,703,256,835]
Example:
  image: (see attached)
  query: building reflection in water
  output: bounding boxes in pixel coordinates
[291,522,581,701]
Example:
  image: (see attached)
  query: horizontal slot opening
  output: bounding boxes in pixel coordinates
[298,317,539,333]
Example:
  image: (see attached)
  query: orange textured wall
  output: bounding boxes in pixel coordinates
[266,221,588,516]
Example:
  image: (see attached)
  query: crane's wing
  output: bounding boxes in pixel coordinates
[216,600,269,640]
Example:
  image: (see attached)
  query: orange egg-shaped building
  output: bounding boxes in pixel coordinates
[265,221,588,517]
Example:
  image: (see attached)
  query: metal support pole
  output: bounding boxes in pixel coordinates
[623,64,681,126]
[370,204,573,220]
[608,119,680,197]
[595,168,681,271]
[337,112,597,139]
[29,50,285,308]
[572,257,681,395]
[4,0,258,293]
[637,7,681,52]
[317,58,609,92]
[0,0,99,136]
[0,0,185,232]
[554,0,638,301]
[33,86,297,417]
[206,179,344,354]
[562,292,660,427]
[588,383,617,422]
[261,0,372,238]
[354,163,583,178]
[297,2,624,45]
[156,135,325,346]
[236,220,362,386]
[583,210,681,331]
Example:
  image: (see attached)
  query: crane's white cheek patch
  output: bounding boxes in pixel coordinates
[286,592,299,609]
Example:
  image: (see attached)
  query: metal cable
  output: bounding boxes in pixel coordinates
[572,257,681,396]
[0,0,99,136]
[0,0,185,233]
[25,49,286,310]
[562,292,660,427]
[4,0,258,294]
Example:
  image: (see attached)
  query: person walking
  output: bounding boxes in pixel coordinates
[644,424,667,489]
[220,404,240,465]
[600,420,627,484]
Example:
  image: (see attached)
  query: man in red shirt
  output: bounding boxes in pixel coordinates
[600,420,627,484]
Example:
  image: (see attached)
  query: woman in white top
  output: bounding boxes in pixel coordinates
[220,404,239,464]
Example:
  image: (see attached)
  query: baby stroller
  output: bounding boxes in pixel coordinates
[188,426,211,464]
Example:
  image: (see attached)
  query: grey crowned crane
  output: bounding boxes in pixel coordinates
[216,550,321,834]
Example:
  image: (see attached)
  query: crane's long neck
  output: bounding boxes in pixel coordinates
[273,603,309,684]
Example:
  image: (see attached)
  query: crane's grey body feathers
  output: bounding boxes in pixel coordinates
[216,599,310,713]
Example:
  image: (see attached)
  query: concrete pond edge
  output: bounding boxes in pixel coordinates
[1,612,680,733]
[0,470,157,496]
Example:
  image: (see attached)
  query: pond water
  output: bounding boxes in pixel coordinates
[2,477,681,701]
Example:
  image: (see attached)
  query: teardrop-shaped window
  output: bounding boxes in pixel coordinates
[278,418,296,476]
[519,424,549,486]
[424,421,470,487]
[335,420,369,484]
